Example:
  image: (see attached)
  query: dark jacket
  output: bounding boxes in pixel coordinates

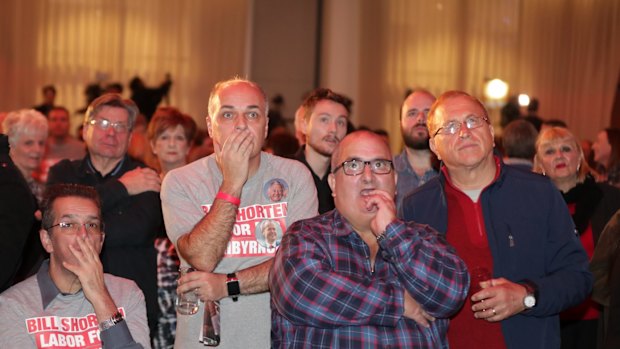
[562,175,620,244]
[47,154,163,333]
[0,135,40,292]
[400,162,593,349]
[294,145,335,214]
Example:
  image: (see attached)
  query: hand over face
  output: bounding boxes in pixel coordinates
[363,189,397,237]
[118,167,161,195]
[216,128,254,192]
[64,234,108,303]
[470,277,527,322]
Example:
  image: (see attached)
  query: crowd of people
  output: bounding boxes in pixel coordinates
[0,78,619,349]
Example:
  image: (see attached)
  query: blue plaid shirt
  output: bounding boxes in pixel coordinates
[394,150,438,213]
[270,210,469,348]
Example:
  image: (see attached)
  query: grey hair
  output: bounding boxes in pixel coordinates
[84,93,139,129]
[3,109,48,146]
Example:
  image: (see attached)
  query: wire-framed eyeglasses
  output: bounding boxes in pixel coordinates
[87,118,130,133]
[433,115,489,137]
[45,221,104,235]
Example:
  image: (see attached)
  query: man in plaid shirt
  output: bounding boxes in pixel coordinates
[270,130,469,348]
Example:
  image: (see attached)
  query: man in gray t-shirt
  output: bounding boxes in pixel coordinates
[0,184,149,349]
[161,78,318,348]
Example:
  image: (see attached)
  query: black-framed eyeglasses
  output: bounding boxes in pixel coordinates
[433,115,489,137]
[87,118,130,133]
[332,159,393,176]
[45,221,104,235]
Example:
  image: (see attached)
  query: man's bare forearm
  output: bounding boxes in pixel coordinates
[177,199,238,271]
[237,259,272,295]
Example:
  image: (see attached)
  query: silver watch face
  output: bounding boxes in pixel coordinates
[524,295,536,308]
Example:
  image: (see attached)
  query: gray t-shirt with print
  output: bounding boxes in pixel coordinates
[161,152,318,349]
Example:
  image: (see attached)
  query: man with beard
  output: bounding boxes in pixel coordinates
[394,90,438,210]
[295,87,351,213]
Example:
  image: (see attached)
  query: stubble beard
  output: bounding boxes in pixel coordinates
[402,129,430,150]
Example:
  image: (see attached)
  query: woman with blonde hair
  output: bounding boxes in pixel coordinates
[535,126,620,348]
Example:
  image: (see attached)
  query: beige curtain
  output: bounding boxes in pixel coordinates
[356,0,620,150]
[0,0,250,128]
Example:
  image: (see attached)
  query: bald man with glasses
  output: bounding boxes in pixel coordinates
[270,130,468,348]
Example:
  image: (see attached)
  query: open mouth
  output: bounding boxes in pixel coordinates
[360,189,374,197]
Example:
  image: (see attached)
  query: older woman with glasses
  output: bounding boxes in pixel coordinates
[535,126,620,349]
[146,106,197,349]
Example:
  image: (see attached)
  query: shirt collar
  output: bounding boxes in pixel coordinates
[441,155,502,192]
[37,260,63,309]
[85,154,126,177]
[331,210,360,237]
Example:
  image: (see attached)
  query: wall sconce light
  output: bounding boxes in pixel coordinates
[518,93,530,107]
[484,78,509,100]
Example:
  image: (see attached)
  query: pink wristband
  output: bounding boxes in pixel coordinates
[216,191,241,206]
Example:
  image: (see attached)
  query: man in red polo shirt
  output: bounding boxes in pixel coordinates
[400,90,592,348]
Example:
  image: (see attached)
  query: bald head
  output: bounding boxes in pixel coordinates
[328,130,396,228]
[331,131,391,170]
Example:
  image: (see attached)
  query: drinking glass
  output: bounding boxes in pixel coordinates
[176,267,199,315]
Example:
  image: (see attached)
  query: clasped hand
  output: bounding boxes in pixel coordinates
[470,278,528,322]
[177,270,228,302]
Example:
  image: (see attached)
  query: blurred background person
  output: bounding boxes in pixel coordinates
[394,89,438,211]
[187,128,214,163]
[127,112,149,163]
[0,133,39,292]
[2,109,49,283]
[502,119,538,171]
[33,85,56,116]
[130,74,172,121]
[3,109,48,204]
[37,106,86,182]
[264,128,299,159]
[535,126,620,349]
[146,106,197,349]
[590,209,620,349]
[593,128,620,187]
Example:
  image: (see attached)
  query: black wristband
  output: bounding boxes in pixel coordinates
[226,273,240,302]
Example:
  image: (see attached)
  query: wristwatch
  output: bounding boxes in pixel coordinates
[226,273,240,302]
[521,281,538,310]
[98,310,124,332]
